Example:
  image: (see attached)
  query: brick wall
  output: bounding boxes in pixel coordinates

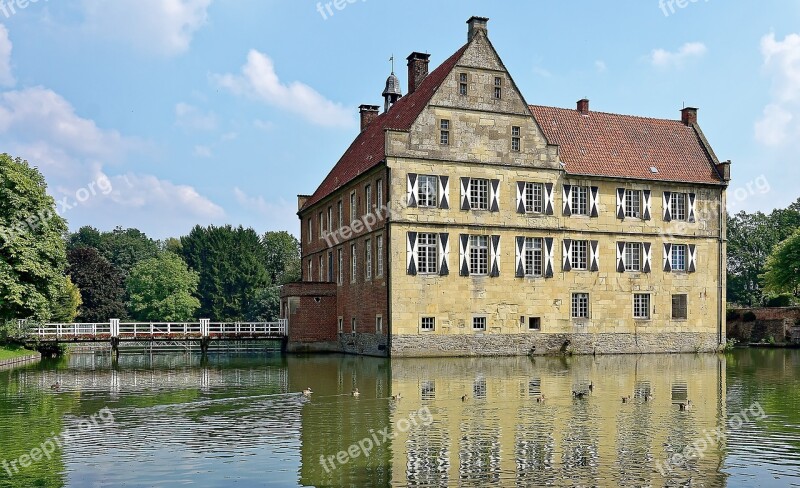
[727,307,800,343]
[281,283,338,343]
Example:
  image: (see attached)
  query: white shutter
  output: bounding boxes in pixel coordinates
[663,243,672,272]
[544,238,554,278]
[643,242,652,273]
[562,185,572,216]
[616,242,625,273]
[515,236,525,277]
[544,183,555,215]
[590,187,599,218]
[490,235,500,277]
[643,190,652,220]
[438,233,449,276]
[407,174,417,208]
[689,244,697,273]
[490,179,500,212]
[562,239,572,272]
[406,232,417,275]
[688,193,697,223]
[460,178,471,210]
[438,176,450,209]
[459,234,470,276]
[590,240,599,272]
[663,192,672,221]
[616,188,625,219]
[516,182,526,214]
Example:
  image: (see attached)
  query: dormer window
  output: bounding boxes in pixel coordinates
[440,119,450,145]
[511,126,521,152]
[459,73,468,95]
[494,77,502,99]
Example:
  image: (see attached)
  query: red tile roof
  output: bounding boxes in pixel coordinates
[301,45,469,211]
[530,105,723,185]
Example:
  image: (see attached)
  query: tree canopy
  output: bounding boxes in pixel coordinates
[0,154,70,321]
[67,247,126,322]
[262,231,301,285]
[127,252,200,321]
[761,229,800,298]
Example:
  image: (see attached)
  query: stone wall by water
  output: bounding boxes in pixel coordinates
[727,307,800,344]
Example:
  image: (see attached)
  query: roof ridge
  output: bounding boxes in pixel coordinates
[529,104,686,125]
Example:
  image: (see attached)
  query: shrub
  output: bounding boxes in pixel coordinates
[743,311,757,322]
[766,295,793,307]
[727,309,741,321]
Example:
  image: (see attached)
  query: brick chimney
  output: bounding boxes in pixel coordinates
[577,98,590,115]
[406,52,430,95]
[467,16,489,41]
[359,104,379,131]
[681,107,698,126]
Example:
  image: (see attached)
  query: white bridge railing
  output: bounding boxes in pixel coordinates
[28,319,287,341]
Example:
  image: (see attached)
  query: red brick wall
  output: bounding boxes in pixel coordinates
[281,283,338,343]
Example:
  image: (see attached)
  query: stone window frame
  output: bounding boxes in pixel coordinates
[523,181,544,214]
[364,238,372,281]
[523,237,544,277]
[624,189,642,219]
[624,242,642,272]
[672,294,688,320]
[511,125,521,152]
[440,119,450,145]
[337,248,343,285]
[350,243,357,283]
[365,184,372,215]
[670,192,688,221]
[351,317,357,335]
[417,232,439,275]
[376,234,384,277]
[337,317,343,334]
[571,240,589,271]
[318,211,324,239]
[672,244,688,271]
[493,76,502,99]
[571,186,589,216]
[468,177,490,210]
[417,174,439,208]
[350,191,357,223]
[420,316,435,332]
[337,200,343,229]
[375,315,383,334]
[571,292,590,320]
[318,255,324,282]
[307,259,312,282]
[376,178,383,210]
[633,293,651,320]
[472,315,487,332]
[520,315,541,331]
[459,73,468,96]
[307,218,312,244]
[468,235,489,276]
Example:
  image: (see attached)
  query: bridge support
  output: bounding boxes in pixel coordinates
[111,338,120,360]
[200,337,210,356]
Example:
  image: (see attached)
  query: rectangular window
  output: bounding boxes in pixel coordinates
[672,294,688,320]
[459,73,468,95]
[417,233,439,274]
[624,190,642,219]
[376,179,383,209]
[571,240,588,270]
[308,259,312,282]
[524,237,543,277]
[421,316,435,331]
[338,317,343,334]
[376,235,384,277]
[511,126,521,152]
[528,317,541,331]
[625,242,642,272]
[327,206,333,234]
[318,255,324,282]
[351,317,356,335]
[672,244,687,271]
[494,77,502,99]
[319,212,324,238]
[524,182,544,213]
[469,178,490,210]
[473,316,487,331]
[571,293,589,319]
[670,193,688,221]
[365,239,372,280]
[365,185,372,214]
[469,235,489,275]
[350,191,357,223]
[307,219,312,243]
[337,200,343,229]
[440,119,450,145]
[350,243,357,283]
[337,248,343,285]
[634,294,651,319]
[376,315,383,334]
[417,174,439,208]
[572,186,589,215]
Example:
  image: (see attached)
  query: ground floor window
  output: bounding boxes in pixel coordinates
[375,315,383,334]
[338,317,343,334]
[351,318,356,335]
[672,294,688,319]
[473,316,487,331]
[571,293,589,319]
[420,316,435,332]
[634,293,651,319]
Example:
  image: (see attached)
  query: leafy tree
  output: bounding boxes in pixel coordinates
[161,237,183,254]
[66,225,103,251]
[181,225,270,321]
[67,247,126,322]
[262,231,301,285]
[97,226,160,276]
[51,276,82,322]
[127,252,200,321]
[761,229,800,299]
[0,154,69,321]
[244,286,281,322]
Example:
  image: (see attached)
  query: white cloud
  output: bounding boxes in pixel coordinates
[233,187,299,236]
[194,145,212,158]
[0,25,14,87]
[214,50,354,128]
[253,119,274,132]
[755,33,800,147]
[595,60,607,73]
[81,0,212,56]
[106,172,224,220]
[650,42,707,69]
[175,102,217,131]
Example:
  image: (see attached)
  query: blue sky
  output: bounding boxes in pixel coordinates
[0,0,798,239]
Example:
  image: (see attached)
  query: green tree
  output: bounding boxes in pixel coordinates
[67,247,126,321]
[66,225,103,251]
[51,276,82,322]
[761,229,800,298]
[127,252,200,321]
[181,225,270,321]
[262,231,301,285]
[0,154,69,321]
[97,226,160,276]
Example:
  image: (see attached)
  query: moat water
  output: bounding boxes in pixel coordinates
[0,349,798,487]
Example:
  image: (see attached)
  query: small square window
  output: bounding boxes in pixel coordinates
[473,316,487,331]
[672,294,688,320]
[421,317,435,331]
[634,294,651,320]
[528,317,541,330]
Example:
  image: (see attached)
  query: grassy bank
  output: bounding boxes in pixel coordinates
[0,344,38,361]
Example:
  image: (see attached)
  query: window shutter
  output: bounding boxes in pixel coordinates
[642,242,652,273]
[438,176,450,210]
[407,173,417,208]
[544,238,554,278]
[643,190,652,220]
[459,234,470,276]
[590,187,600,218]
[406,232,417,275]
[616,188,625,219]
[562,239,572,272]
[663,192,672,222]
[688,193,697,223]
[490,235,500,277]
[590,240,599,272]
[616,242,625,273]
[460,178,471,210]
[663,243,672,272]
[516,182,526,214]
[562,185,572,216]
[438,233,449,276]
[688,244,697,273]
[490,179,500,212]
[515,236,525,277]
[544,183,555,215]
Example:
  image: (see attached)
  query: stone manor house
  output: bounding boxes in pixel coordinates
[280,17,731,357]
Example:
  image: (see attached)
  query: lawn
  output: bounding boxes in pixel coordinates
[0,344,38,361]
